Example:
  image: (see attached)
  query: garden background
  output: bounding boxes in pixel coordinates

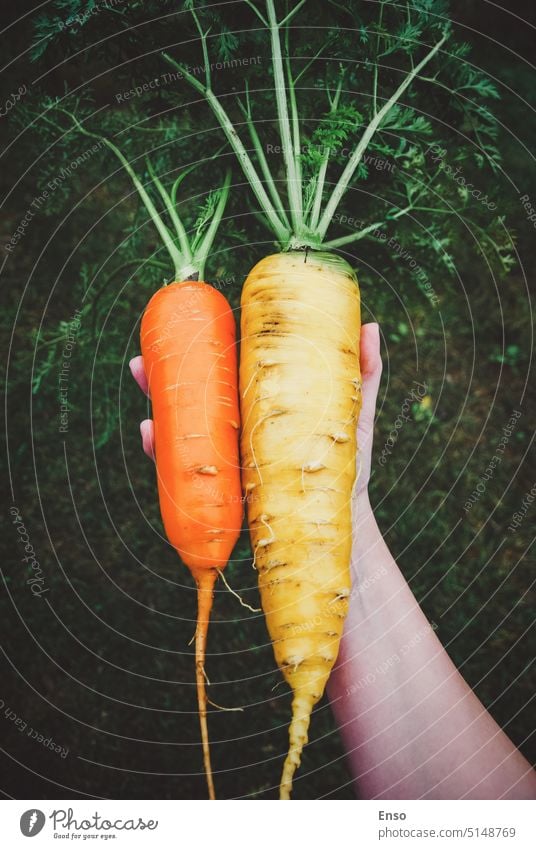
[1,0,534,799]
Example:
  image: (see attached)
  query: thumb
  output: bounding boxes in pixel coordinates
[358,323,382,431]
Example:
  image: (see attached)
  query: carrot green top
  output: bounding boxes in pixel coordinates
[45,105,231,281]
[164,0,449,253]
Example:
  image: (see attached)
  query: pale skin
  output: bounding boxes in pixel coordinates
[130,323,535,800]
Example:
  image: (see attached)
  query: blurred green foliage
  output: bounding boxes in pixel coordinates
[1,0,534,799]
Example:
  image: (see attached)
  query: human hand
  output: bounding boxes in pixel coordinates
[129,322,382,483]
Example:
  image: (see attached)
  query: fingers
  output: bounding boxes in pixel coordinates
[140,419,156,462]
[132,329,380,465]
[130,357,154,460]
[129,356,150,398]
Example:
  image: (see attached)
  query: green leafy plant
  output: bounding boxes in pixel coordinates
[158,0,505,276]
[33,96,231,281]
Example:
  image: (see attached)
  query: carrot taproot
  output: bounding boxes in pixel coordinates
[240,251,361,798]
[140,280,242,799]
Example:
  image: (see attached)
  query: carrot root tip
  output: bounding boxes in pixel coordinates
[192,568,218,800]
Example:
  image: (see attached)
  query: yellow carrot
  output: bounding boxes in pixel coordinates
[240,251,362,798]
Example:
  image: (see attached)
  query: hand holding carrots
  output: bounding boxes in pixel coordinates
[130,322,381,480]
[130,319,381,799]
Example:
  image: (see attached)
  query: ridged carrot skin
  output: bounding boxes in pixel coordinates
[141,281,242,570]
[140,280,242,799]
[239,251,362,799]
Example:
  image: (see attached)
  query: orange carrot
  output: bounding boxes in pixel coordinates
[140,280,242,799]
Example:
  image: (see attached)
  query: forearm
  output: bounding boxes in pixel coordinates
[327,492,536,800]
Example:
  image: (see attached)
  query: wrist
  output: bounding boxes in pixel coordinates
[350,489,389,575]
